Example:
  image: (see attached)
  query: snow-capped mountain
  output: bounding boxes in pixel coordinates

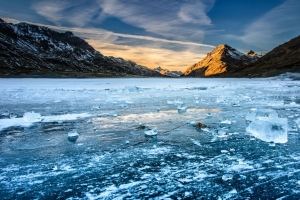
[154,66,183,77]
[183,44,258,77]
[0,18,160,77]
[229,34,300,77]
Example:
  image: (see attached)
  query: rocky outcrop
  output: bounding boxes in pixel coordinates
[0,18,160,77]
[183,44,258,77]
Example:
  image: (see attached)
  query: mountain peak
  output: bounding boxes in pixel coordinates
[217,44,229,49]
[184,44,258,77]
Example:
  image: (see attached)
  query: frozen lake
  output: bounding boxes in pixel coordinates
[1,77,300,199]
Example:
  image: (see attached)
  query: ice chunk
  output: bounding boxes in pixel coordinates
[220,119,231,124]
[189,121,196,126]
[144,128,158,137]
[177,105,187,114]
[174,99,184,105]
[9,113,17,119]
[246,109,278,122]
[246,113,287,143]
[167,100,173,105]
[222,174,233,181]
[23,112,41,123]
[68,130,79,142]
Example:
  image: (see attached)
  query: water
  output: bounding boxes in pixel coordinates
[1,78,300,199]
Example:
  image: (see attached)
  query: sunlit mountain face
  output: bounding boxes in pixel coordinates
[1,0,299,71]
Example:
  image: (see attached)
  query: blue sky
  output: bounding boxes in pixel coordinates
[1,0,299,71]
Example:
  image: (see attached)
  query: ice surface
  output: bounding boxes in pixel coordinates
[23,112,41,122]
[0,113,92,131]
[246,111,288,143]
[1,78,300,199]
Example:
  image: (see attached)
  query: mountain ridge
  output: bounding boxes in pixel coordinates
[223,34,300,77]
[0,18,160,77]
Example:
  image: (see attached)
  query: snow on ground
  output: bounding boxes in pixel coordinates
[1,78,300,199]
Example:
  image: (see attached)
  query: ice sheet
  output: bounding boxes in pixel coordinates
[1,77,300,199]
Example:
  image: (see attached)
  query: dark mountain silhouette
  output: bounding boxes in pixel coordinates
[0,18,160,77]
[226,35,300,77]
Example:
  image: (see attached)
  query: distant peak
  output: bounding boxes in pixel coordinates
[246,50,258,56]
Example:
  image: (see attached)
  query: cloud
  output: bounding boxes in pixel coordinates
[178,1,214,25]
[98,0,216,41]
[31,0,99,27]
[231,0,300,49]
[31,0,68,26]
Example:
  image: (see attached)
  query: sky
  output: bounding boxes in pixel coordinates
[1,0,300,72]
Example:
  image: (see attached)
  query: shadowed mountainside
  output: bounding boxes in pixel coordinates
[0,18,160,77]
[224,34,300,77]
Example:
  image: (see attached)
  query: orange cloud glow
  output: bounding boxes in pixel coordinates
[87,39,206,72]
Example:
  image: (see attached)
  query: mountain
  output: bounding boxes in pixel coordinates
[183,44,258,77]
[227,35,300,77]
[0,18,160,77]
[154,66,183,77]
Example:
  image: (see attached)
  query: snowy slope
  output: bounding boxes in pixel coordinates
[0,18,160,77]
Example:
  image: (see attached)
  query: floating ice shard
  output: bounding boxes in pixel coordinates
[246,110,288,143]
[144,127,158,137]
[23,112,41,123]
[68,130,79,142]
